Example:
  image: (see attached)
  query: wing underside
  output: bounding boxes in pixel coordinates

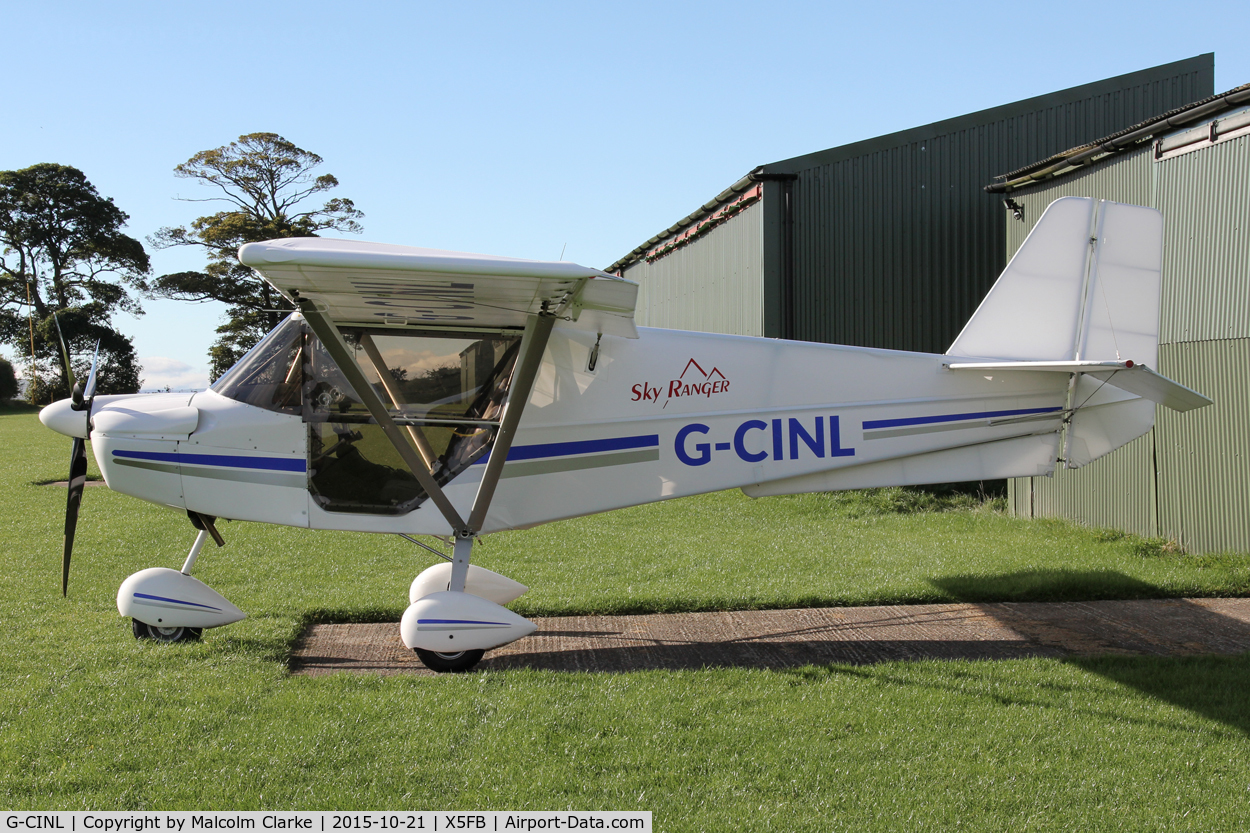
[239,238,639,338]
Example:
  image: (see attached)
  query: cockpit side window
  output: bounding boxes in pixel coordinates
[211,314,526,516]
[210,314,304,415]
[303,327,522,515]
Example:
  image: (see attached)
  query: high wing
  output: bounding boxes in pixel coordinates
[237,237,640,587]
[237,237,639,338]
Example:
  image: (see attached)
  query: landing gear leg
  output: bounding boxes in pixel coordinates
[180,528,210,575]
[448,532,473,592]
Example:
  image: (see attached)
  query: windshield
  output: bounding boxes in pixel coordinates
[210,314,304,415]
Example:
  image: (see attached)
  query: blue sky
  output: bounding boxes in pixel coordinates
[6,0,1248,390]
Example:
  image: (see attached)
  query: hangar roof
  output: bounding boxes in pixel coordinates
[988,82,1250,193]
[606,55,1216,273]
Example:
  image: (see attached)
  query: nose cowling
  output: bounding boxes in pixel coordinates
[40,398,89,439]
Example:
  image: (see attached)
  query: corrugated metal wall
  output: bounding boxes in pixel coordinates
[1007,126,1250,554]
[1157,137,1250,343]
[760,55,1213,352]
[1156,339,1250,553]
[1020,433,1159,538]
[624,201,764,336]
[1003,149,1155,251]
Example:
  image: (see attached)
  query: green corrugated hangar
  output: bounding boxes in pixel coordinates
[991,83,1250,555]
[609,53,1249,554]
[609,55,1212,352]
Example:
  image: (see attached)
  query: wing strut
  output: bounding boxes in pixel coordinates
[297,299,470,535]
[467,310,555,531]
[448,308,557,592]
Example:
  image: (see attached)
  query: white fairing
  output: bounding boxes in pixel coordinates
[88,393,198,510]
[39,398,90,439]
[117,567,246,629]
[91,405,200,438]
[400,591,537,652]
[409,563,528,605]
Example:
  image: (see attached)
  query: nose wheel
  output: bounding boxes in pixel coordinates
[132,619,203,643]
[413,647,485,673]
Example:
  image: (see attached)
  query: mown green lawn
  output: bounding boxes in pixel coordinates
[2,407,1249,829]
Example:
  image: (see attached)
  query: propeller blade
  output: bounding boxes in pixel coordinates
[51,312,77,393]
[83,339,101,402]
[61,341,99,596]
[63,436,88,596]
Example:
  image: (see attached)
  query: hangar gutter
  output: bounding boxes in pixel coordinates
[606,171,765,274]
[987,83,1250,193]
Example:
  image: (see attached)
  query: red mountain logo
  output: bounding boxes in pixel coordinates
[631,358,731,407]
[679,359,725,381]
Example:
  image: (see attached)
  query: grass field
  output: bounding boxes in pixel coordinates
[2,406,1249,829]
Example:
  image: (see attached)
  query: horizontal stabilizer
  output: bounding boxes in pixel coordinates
[1087,365,1211,412]
[944,360,1211,412]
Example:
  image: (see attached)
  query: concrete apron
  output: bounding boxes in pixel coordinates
[290,598,1250,676]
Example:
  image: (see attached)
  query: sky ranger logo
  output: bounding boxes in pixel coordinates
[631,359,730,408]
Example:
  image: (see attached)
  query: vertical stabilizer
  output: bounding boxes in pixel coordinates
[1063,201,1164,466]
[947,196,1095,361]
[947,197,1166,468]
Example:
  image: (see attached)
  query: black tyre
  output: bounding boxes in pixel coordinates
[132,619,203,643]
[414,648,485,673]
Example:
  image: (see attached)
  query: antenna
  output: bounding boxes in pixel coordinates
[559,243,567,261]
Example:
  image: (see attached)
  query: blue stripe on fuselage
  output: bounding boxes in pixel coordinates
[863,407,1062,430]
[476,434,659,464]
[112,449,307,472]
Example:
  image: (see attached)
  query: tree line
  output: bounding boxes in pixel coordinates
[0,133,363,403]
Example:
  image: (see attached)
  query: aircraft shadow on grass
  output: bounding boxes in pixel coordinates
[934,569,1250,736]
[472,570,1250,734]
[293,568,1250,733]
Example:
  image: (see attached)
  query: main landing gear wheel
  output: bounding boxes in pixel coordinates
[414,648,485,673]
[132,618,203,643]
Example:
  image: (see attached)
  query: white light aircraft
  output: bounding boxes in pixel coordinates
[40,197,1211,671]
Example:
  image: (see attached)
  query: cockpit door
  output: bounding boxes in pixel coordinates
[302,325,522,516]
